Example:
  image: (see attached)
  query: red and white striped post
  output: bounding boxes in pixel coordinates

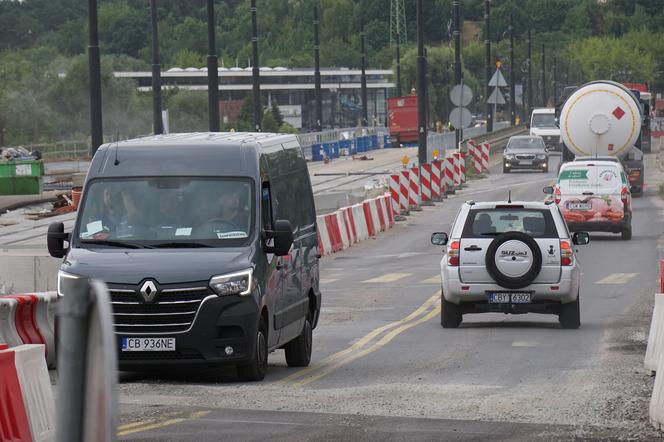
[459,152,466,184]
[409,167,422,211]
[445,154,455,194]
[420,164,433,204]
[468,139,482,174]
[399,171,410,215]
[431,159,443,201]
[481,142,490,172]
[452,152,462,188]
[390,174,407,220]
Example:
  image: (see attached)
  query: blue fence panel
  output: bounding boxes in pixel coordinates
[384,135,392,148]
[312,143,324,161]
[370,135,378,149]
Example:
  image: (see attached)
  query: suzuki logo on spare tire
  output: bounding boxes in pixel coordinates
[485,232,543,290]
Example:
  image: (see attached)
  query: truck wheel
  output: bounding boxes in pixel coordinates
[441,297,462,328]
[236,319,268,381]
[559,296,580,329]
[284,317,312,367]
[621,225,632,240]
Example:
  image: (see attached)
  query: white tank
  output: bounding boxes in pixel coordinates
[560,81,642,159]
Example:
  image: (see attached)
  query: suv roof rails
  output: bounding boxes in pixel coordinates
[465,200,476,205]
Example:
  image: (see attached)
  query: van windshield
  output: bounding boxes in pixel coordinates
[76,178,254,247]
[531,114,556,128]
[558,165,626,193]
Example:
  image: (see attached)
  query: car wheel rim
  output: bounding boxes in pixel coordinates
[257,331,267,369]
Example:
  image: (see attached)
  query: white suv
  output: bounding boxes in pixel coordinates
[431,201,589,329]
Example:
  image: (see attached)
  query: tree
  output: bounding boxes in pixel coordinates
[271,102,284,127]
[262,111,279,133]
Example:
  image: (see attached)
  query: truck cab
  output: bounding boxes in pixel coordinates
[529,108,561,151]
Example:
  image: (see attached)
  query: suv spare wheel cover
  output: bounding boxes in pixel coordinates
[485,232,543,289]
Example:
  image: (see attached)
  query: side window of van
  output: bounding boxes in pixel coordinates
[261,182,273,231]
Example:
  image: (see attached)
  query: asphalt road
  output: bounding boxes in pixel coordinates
[112,154,664,441]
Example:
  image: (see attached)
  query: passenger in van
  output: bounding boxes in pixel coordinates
[157,191,184,228]
[116,189,144,238]
[86,186,123,232]
[212,187,248,232]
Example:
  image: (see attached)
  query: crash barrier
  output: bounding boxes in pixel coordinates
[645,293,664,373]
[0,293,58,369]
[0,344,56,442]
[409,167,421,209]
[317,194,394,256]
[481,142,490,171]
[302,127,389,161]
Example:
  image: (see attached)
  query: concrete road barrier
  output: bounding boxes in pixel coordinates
[645,293,664,373]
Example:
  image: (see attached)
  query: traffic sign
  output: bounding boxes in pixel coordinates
[487,88,506,105]
[449,107,472,129]
[450,84,473,107]
[488,69,508,87]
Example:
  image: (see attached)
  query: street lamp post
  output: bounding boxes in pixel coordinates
[88,0,103,155]
[207,0,219,132]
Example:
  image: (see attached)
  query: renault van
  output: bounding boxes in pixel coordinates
[47,133,321,381]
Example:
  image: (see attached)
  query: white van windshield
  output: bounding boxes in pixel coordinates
[76,178,253,247]
[558,165,626,193]
[531,113,556,128]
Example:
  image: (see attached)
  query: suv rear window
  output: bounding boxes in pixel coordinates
[462,209,558,238]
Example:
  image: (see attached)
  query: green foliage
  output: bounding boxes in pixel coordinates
[271,102,284,127]
[165,90,208,133]
[261,110,279,133]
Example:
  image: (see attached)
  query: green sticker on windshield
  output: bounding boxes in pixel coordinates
[559,169,589,180]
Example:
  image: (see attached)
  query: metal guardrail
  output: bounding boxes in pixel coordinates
[426,121,511,153]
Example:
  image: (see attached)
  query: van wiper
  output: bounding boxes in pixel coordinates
[80,239,150,249]
[152,242,213,248]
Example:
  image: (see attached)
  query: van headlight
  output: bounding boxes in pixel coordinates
[57,270,82,297]
[209,269,253,296]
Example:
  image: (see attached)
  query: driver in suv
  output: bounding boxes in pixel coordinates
[431,200,590,329]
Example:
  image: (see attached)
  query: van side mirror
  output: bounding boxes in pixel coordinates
[572,232,590,246]
[266,219,294,256]
[543,186,554,195]
[431,232,448,246]
[47,222,70,258]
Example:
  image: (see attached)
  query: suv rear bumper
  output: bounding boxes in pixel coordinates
[441,269,579,306]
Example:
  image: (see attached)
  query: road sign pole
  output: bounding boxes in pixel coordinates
[459,77,464,146]
[251,0,261,131]
[484,0,492,132]
[416,0,427,167]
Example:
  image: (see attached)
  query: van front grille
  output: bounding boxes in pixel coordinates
[108,284,214,334]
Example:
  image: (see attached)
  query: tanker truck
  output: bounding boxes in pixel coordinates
[557,81,644,196]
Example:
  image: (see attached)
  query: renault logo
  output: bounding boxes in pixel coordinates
[139,280,158,303]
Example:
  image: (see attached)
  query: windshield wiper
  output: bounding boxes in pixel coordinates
[152,242,213,248]
[80,239,151,249]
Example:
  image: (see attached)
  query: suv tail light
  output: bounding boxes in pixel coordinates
[448,241,460,266]
[621,185,630,209]
[554,186,561,204]
[560,240,573,266]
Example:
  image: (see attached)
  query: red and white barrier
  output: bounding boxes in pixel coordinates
[0,344,55,442]
[409,167,421,208]
[444,155,455,193]
[420,164,433,202]
[481,142,490,172]
[33,292,57,369]
[452,153,461,188]
[431,160,442,200]
[468,139,482,173]
[351,203,369,242]
[646,293,664,373]
[389,174,401,217]
[399,171,410,214]
[0,298,22,348]
[317,214,332,256]
[381,194,394,227]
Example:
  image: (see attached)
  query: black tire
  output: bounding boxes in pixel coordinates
[621,224,632,240]
[236,319,268,381]
[559,296,580,329]
[284,318,312,367]
[503,165,510,174]
[542,166,548,173]
[441,297,462,328]
[485,232,543,289]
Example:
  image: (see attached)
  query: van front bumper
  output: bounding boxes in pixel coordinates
[115,294,260,370]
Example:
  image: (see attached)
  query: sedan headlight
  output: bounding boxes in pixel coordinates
[209,269,253,296]
[57,270,82,297]
[504,154,515,160]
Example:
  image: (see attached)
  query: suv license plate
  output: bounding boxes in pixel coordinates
[488,293,532,304]
[121,337,176,352]
[568,202,591,210]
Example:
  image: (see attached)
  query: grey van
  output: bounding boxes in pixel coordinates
[47,133,321,381]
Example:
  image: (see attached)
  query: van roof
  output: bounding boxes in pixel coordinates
[109,132,297,146]
[560,160,621,169]
[90,132,301,178]
[532,108,555,114]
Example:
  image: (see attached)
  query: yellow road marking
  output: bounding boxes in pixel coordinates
[420,276,441,284]
[280,291,441,384]
[295,305,441,387]
[595,273,639,284]
[117,411,210,437]
[362,273,411,283]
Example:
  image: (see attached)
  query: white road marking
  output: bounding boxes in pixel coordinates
[512,341,540,348]
[319,278,339,284]
[595,273,639,284]
[362,273,412,283]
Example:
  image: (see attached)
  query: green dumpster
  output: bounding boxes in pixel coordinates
[0,160,44,195]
